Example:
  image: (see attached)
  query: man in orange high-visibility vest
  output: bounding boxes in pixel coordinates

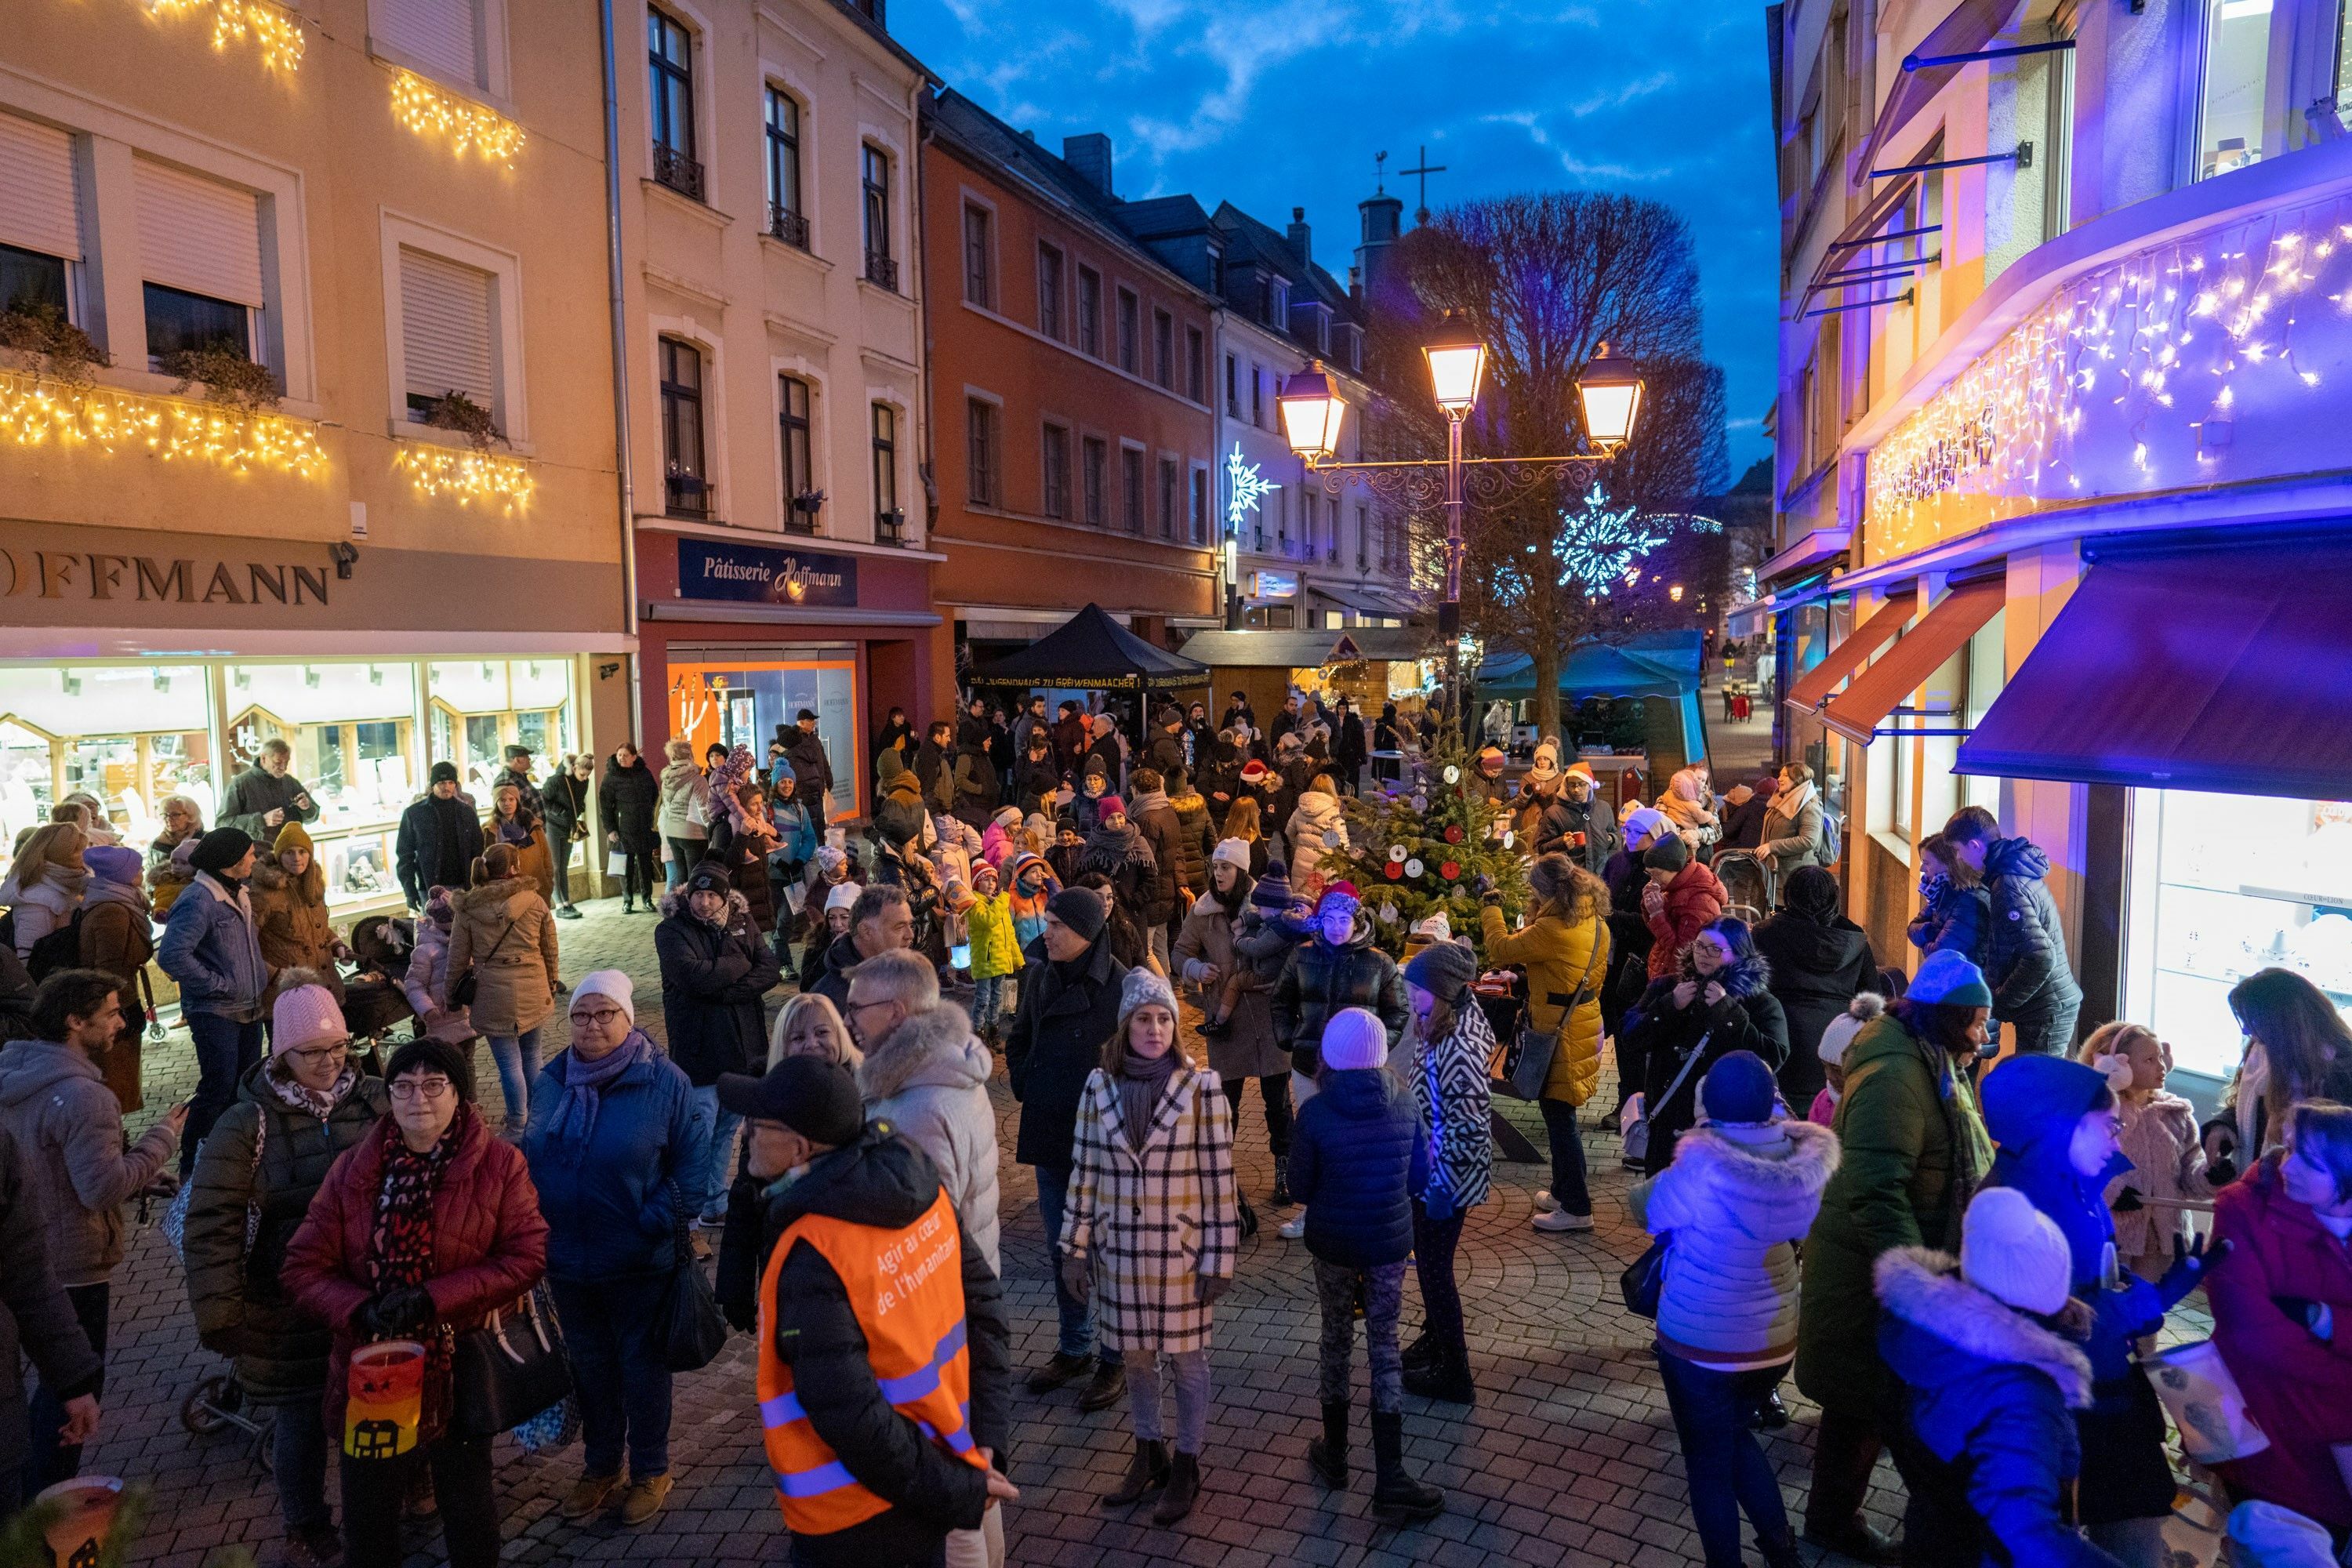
[717,1055,1016,1568]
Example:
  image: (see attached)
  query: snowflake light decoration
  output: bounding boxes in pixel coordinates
[1555,484,1669,595]
[1225,443,1280,533]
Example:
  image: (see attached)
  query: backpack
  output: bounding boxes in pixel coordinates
[0,906,86,982]
[1817,808,1842,870]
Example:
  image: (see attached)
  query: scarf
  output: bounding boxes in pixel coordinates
[1929,1041,1992,1251]
[267,1055,358,1120]
[371,1124,456,1293]
[545,1029,653,1152]
[495,815,532,848]
[1085,820,1153,871]
[1118,1047,1178,1152]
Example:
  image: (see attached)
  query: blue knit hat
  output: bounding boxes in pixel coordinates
[1907,950,1994,1010]
[1700,1051,1778,1124]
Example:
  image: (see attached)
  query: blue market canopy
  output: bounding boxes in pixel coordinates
[968,603,1209,690]
[1475,633,1704,700]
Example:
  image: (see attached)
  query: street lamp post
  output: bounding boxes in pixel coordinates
[1276,320,1645,731]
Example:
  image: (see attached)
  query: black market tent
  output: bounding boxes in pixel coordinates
[967,603,1209,691]
[1175,626,1435,668]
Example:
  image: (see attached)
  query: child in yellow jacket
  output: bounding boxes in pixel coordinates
[967,858,1023,1045]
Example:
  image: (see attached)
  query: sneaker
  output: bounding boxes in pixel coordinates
[557,905,583,920]
[1279,1210,1307,1240]
[1532,1210,1593,1232]
[617,1472,672,1526]
[559,1472,622,1520]
[1534,1189,1559,1213]
[698,1205,728,1229]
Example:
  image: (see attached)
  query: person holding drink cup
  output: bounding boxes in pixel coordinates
[283,1037,547,1568]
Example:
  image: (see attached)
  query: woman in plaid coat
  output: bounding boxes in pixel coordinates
[1059,968,1238,1529]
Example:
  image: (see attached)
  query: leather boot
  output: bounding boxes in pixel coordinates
[1078,1356,1127,1412]
[1399,1331,1437,1372]
[1368,1411,1443,1523]
[1307,1400,1348,1489]
[1756,1528,1805,1568]
[1099,1438,1169,1508]
[1401,1345,1475,1406]
[1151,1450,1200,1525]
[1269,1156,1293,1206]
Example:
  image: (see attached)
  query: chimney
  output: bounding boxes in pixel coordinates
[1062,133,1113,196]
[1287,205,1312,263]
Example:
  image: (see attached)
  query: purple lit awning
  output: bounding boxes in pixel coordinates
[1857,0,2019,176]
[1955,542,2352,801]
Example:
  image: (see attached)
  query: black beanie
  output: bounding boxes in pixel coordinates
[430,760,461,786]
[1047,887,1108,943]
[1643,836,1691,873]
[191,826,256,877]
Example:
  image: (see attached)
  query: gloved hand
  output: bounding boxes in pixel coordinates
[2157,1232,2230,1311]
[377,1284,437,1334]
[1059,1254,1092,1306]
[1195,1273,1231,1306]
[352,1294,401,1340]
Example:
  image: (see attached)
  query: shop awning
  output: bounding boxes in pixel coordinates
[1784,597,1913,713]
[1820,576,2005,744]
[1857,0,2016,180]
[1760,526,1853,583]
[1956,543,2352,800]
[967,602,1208,689]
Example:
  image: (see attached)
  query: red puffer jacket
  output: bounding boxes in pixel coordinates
[1645,861,1728,980]
[281,1102,548,1443]
[2207,1152,2352,1530]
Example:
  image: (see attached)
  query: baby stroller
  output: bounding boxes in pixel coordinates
[1713,849,1770,927]
[181,1371,274,1475]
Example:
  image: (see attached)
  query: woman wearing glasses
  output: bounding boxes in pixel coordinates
[185,971,390,1568]
[283,1034,549,1568]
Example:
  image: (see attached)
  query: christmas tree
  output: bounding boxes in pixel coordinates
[1329,729,1529,960]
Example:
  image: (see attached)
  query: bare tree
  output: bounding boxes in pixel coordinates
[1363,193,1729,740]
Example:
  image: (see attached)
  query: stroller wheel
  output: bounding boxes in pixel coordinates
[147,1020,168,1043]
[256,1423,276,1475]
[181,1374,239,1435]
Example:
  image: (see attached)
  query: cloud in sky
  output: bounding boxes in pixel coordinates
[890,0,1777,477]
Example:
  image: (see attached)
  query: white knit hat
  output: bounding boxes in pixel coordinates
[994,805,1022,829]
[1210,837,1252,871]
[571,969,635,1025]
[826,880,863,914]
[1320,1007,1388,1071]
[1961,1188,2072,1316]
[1816,993,1884,1071]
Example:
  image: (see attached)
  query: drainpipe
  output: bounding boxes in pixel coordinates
[598,0,644,747]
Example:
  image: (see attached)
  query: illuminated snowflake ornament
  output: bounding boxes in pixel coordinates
[1555,484,1669,596]
[1225,444,1280,532]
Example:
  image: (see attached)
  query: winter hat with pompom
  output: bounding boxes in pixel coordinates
[1961,1187,2073,1316]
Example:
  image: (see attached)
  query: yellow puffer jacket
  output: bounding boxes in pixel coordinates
[1480,904,1610,1105]
[965,891,1024,981]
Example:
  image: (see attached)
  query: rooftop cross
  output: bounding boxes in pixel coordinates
[1400,144,1446,226]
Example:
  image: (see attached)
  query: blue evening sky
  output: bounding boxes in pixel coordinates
[890,0,1777,477]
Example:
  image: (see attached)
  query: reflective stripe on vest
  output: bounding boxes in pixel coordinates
[754,1185,983,1534]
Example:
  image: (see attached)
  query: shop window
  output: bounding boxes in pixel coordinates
[423,658,572,798]
[1076,266,1100,357]
[2198,0,2273,179]
[665,647,857,821]
[0,666,215,861]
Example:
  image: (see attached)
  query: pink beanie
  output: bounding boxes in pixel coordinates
[270,969,347,1056]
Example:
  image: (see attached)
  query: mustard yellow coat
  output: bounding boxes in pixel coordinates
[1481,905,1610,1105]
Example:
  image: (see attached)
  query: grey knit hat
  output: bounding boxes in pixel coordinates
[1116,967,1179,1036]
[1403,937,1479,1001]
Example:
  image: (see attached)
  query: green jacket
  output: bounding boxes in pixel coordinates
[183,1063,390,1403]
[1793,1013,1991,1417]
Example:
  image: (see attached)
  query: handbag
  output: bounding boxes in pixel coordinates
[1621,1029,1711,1167]
[661,1202,730,1373]
[1620,1236,1668,1318]
[448,916,520,1010]
[450,1286,574,1437]
[1497,914,1606,1102]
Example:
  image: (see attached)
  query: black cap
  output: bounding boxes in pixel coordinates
[796,708,818,722]
[1643,836,1691,873]
[716,1055,865,1146]
[685,859,732,898]
[1047,887,1107,943]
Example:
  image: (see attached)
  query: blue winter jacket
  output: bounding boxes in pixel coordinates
[158,872,270,1022]
[768,796,821,869]
[1288,1068,1426,1269]
[1875,1247,2119,1568]
[521,1037,707,1282]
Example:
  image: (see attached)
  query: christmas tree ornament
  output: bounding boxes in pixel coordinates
[1410,794,1428,811]
[1440,860,1461,880]
[1443,824,1464,844]
[1404,858,1425,878]
[1388,844,1407,863]
[1501,829,1515,849]
[1379,902,1398,924]
[1384,861,1403,880]
[1443,765,1460,784]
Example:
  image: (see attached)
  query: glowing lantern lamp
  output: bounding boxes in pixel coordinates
[1577,341,1645,452]
[1423,312,1486,415]
[1277,361,1348,461]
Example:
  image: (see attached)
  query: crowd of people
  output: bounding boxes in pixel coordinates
[0,695,2347,1568]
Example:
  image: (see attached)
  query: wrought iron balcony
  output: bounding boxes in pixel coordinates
[653,145,704,203]
[863,251,898,292]
[768,205,810,250]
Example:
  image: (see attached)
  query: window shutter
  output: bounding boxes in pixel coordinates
[377,0,482,87]
[399,246,496,408]
[133,158,263,306]
[0,113,80,260]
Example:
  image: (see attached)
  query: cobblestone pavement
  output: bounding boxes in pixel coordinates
[91,898,2213,1568]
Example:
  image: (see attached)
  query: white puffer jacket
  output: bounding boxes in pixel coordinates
[1633,1118,1840,1370]
[859,1001,1002,1275]
[1286,790,1348,883]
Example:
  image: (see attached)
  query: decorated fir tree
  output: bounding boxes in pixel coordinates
[1330,730,1528,959]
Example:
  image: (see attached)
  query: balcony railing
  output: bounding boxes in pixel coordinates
[664,466,710,518]
[768,205,810,250]
[863,251,898,292]
[783,513,818,537]
[653,144,704,203]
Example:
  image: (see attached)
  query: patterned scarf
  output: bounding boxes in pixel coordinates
[266,1056,358,1121]
[371,1125,456,1293]
[1117,1047,1178,1152]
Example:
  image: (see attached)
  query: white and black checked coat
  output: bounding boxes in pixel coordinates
[1058,1060,1238,1354]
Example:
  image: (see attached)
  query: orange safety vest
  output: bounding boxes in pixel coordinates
[755,1185,984,1535]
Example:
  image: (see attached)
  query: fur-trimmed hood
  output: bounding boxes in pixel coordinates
[457,874,537,919]
[1669,1119,1841,1237]
[858,1001,990,1103]
[1874,1246,2093,1408]
[1679,943,1773,999]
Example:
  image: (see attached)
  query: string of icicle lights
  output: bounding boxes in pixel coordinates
[1867,191,2345,561]
[0,368,328,477]
[142,0,305,72]
[394,441,534,511]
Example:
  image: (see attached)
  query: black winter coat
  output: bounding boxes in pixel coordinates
[541,769,590,837]
[1168,793,1214,895]
[0,1123,100,1472]
[1908,880,1992,968]
[1271,928,1410,1077]
[1012,755,1062,816]
[1196,748,1243,829]
[395,793,485,909]
[785,728,834,800]
[1078,822,1156,927]
[597,757,661,839]
[1144,731,1186,782]
[1627,964,1790,1174]
[1005,932,1128,1168]
[1131,801,1185,924]
[1980,838,2082,1022]
[1536,794,1617,875]
[808,930,861,1011]
[706,815,778,932]
[1289,1068,1425,1269]
[654,895,783,1086]
[1754,912,1879,1107]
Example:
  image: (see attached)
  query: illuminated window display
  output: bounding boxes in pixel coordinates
[426,659,575,795]
[0,665,216,854]
[2124,787,2352,1086]
[666,645,856,819]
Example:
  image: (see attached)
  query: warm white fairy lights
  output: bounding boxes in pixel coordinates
[1867,193,2347,561]
[394,441,534,511]
[390,69,526,166]
[142,0,305,71]
[0,368,327,477]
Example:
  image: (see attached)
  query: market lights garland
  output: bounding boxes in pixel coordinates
[140,0,305,71]
[393,441,534,511]
[390,69,526,166]
[0,367,327,477]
